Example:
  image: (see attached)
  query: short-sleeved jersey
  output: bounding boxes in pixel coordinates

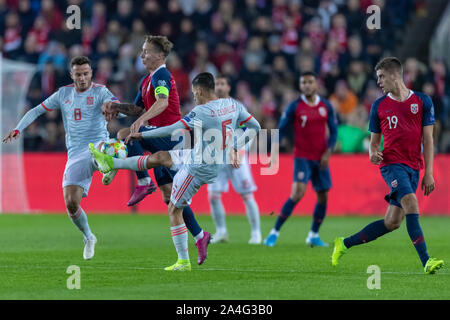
[41,83,119,159]
[279,94,338,161]
[134,64,181,127]
[178,98,253,180]
[369,90,435,170]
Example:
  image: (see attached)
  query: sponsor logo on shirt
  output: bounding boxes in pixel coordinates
[87,96,94,105]
[410,104,418,114]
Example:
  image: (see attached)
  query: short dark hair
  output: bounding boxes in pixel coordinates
[70,56,91,68]
[145,35,173,57]
[300,71,317,78]
[375,57,403,75]
[215,73,231,86]
[192,72,215,91]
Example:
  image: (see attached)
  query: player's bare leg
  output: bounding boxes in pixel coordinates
[164,202,191,271]
[118,127,157,205]
[306,191,329,247]
[264,182,306,247]
[400,194,443,273]
[63,185,97,260]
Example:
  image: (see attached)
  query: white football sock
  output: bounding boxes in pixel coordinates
[67,207,94,239]
[194,230,204,242]
[170,224,189,260]
[113,155,148,171]
[138,177,151,186]
[242,193,261,233]
[209,192,227,234]
[308,231,319,238]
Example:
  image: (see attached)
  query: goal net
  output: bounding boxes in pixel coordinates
[0,56,36,213]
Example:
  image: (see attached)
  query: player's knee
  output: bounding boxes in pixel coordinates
[240,193,254,202]
[208,192,221,203]
[400,194,419,213]
[64,197,79,214]
[317,191,328,204]
[384,218,402,231]
[154,151,171,167]
[290,189,305,202]
[117,128,129,140]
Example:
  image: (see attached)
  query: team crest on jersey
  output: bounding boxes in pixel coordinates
[318,107,327,117]
[86,96,94,105]
[391,179,398,188]
[410,104,418,114]
[188,111,196,118]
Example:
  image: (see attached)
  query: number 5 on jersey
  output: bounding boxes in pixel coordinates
[74,108,82,121]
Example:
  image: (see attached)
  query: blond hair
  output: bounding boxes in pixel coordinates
[144,35,173,57]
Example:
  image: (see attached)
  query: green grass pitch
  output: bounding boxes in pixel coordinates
[0,213,449,300]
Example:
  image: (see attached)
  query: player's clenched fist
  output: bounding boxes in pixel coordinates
[2,129,20,143]
[369,151,383,165]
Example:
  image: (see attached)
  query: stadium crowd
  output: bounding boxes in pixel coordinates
[1,0,449,153]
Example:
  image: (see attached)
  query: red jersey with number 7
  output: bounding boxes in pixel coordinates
[278,94,338,161]
[369,90,435,170]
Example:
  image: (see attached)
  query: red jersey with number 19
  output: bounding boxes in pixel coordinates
[369,90,435,170]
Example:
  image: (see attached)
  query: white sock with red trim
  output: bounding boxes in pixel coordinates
[113,155,149,171]
[170,224,189,260]
[67,207,94,240]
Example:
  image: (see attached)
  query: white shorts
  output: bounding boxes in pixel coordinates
[62,144,98,197]
[170,166,203,208]
[207,155,257,195]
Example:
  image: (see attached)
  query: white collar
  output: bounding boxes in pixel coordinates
[301,94,320,106]
[387,90,413,102]
[150,64,166,77]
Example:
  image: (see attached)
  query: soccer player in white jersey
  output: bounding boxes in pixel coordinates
[2,56,120,260]
[207,74,261,244]
[90,72,261,271]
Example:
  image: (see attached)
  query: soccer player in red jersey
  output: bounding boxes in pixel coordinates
[264,71,338,247]
[102,36,211,264]
[332,57,444,274]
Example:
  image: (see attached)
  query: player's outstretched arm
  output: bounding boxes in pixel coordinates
[102,101,144,119]
[3,104,50,144]
[369,133,383,165]
[422,125,435,196]
[125,120,186,144]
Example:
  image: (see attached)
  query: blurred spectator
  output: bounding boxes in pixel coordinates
[336,105,369,153]
[18,0,35,36]
[174,18,196,63]
[343,0,364,34]
[347,60,369,98]
[422,82,443,152]
[404,57,426,91]
[113,0,134,32]
[318,0,338,32]
[329,79,358,123]
[91,1,107,37]
[166,53,191,105]
[3,11,22,58]
[40,0,63,32]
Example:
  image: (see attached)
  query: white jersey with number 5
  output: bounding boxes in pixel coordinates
[40,83,118,159]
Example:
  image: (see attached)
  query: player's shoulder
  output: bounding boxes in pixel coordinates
[371,94,388,110]
[319,96,333,109]
[153,65,172,80]
[412,91,432,104]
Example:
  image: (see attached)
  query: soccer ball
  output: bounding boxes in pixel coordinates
[100,138,128,159]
